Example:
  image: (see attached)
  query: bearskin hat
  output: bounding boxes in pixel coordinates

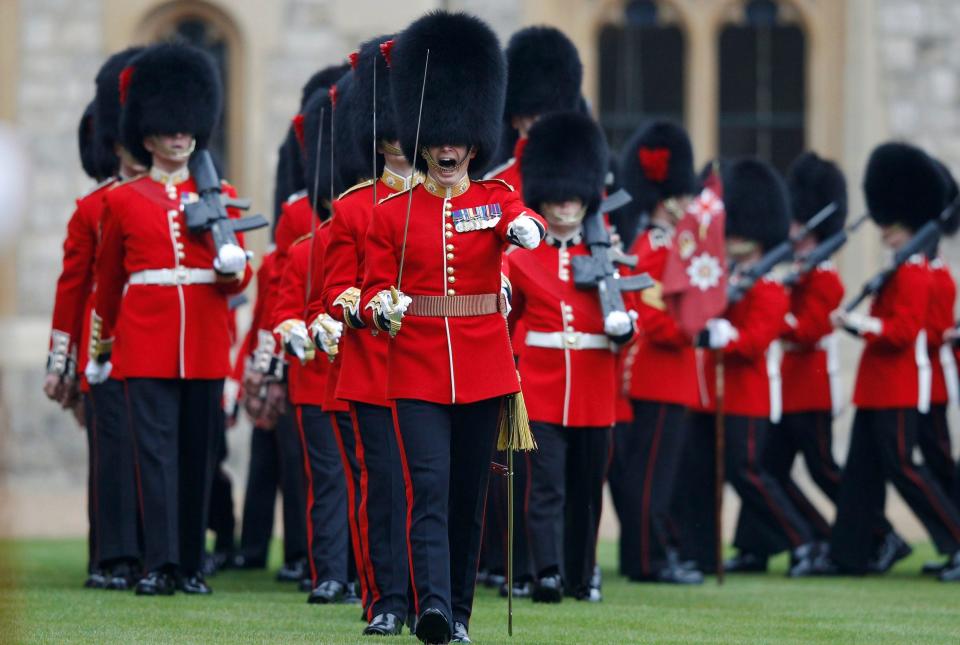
[932,158,960,237]
[330,72,368,189]
[300,63,351,111]
[522,111,608,215]
[346,34,399,180]
[504,26,582,120]
[78,102,105,180]
[120,43,222,166]
[302,89,345,219]
[94,47,143,162]
[786,151,848,241]
[390,11,506,172]
[723,158,790,251]
[863,142,947,232]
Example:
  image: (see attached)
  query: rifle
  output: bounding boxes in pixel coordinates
[727,202,837,303]
[844,198,960,312]
[185,149,269,252]
[572,189,654,318]
[782,214,869,288]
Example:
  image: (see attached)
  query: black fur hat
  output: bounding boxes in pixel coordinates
[390,11,506,172]
[120,43,222,166]
[504,26,582,120]
[78,102,106,180]
[863,142,947,232]
[272,128,303,222]
[522,111,608,215]
[932,158,960,237]
[786,151,848,241]
[724,158,790,251]
[300,63,351,110]
[331,72,368,189]
[94,47,143,162]
[347,34,398,180]
[302,88,344,218]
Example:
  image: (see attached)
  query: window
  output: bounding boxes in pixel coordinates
[718,0,806,172]
[597,0,685,151]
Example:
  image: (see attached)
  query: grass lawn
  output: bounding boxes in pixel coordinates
[1,539,958,644]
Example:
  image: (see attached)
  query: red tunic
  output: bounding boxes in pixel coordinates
[484,136,526,195]
[95,174,252,379]
[507,234,617,427]
[49,178,114,391]
[319,178,399,407]
[693,279,789,417]
[362,178,545,404]
[852,257,931,410]
[310,221,349,412]
[780,265,844,414]
[926,259,956,406]
[624,226,697,407]
[272,233,329,407]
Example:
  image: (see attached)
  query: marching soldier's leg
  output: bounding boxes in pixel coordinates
[607,419,632,576]
[765,413,831,540]
[275,410,309,582]
[83,394,104,587]
[126,378,180,593]
[354,402,409,623]
[91,378,140,588]
[234,427,278,569]
[482,455,507,586]
[206,426,236,570]
[331,410,368,607]
[673,412,716,571]
[562,427,609,599]
[176,379,221,591]
[527,422,566,601]
[448,398,500,630]
[793,411,842,502]
[917,404,956,496]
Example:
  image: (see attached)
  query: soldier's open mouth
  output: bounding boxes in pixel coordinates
[437,156,458,171]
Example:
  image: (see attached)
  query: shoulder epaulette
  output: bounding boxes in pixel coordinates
[378,186,413,205]
[475,177,515,192]
[482,158,516,180]
[108,173,146,190]
[286,189,308,204]
[338,179,375,201]
[80,177,116,199]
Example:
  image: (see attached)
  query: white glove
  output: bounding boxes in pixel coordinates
[280,320,314,362]
[837,311,883,336]
[214,243,247,274]
[604,310,633,337]
[706,318,739,349]
[379,289,412,317]
[500,275,512,317]
[507,215,543,250]
[84,359,112,385]
[310,315,344,358]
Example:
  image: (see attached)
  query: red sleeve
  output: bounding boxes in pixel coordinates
[50,196,98,347]
[630,242,690,348]
[321,199,361,322]
[360,203,400,318]
[782,270,844,346]
[505,254,527,337]
[305,227,329,324]
[925,267,956,348]
[272,241,309,329]
[215,183,253,295]
[726,280,789,360]
[93,193,128,332]
[865,262,931,349]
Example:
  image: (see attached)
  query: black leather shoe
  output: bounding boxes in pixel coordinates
[657,564,704,584]
[230,554,266,570]
[84,569,108,589]
[574,585,603,602]
[299,577,314,592]
[938,552,960,582]
[363,612,404,636]
[868,532,912,573]
[922,559,950,575]
[106,562,138,590]
[277,557,308,582]
[414,608,451,644]
[484,571,505,589]
[532,574,563,603]
[724,552,768,573]
[498,580,532,598]
[307,580,345,604]
[451,621,471,643]
[178,572,212,595]
[788,543,820,578]
[343,581,362,604]
[135,570,175,596]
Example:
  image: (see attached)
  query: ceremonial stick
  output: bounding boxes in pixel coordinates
[396,48,429,293]
[371,55,378,205]
[507,408,515,637]
[714,352,725,586]
[304,106,326,318]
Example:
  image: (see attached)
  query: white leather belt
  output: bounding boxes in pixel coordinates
[127,268,217,286]
[525,330,611,350]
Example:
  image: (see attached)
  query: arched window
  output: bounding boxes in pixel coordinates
[597,0,685,150]
[138,2,241,178]
[718,0,806,171]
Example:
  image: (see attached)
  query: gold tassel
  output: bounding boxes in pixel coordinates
[497,379,537,452]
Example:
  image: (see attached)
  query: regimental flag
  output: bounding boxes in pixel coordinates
[661,165,728,338]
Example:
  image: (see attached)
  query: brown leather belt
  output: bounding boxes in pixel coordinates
[407,293,506,317]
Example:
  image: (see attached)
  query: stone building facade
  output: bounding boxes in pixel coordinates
[0,0,958,538]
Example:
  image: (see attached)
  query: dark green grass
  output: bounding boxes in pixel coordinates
[1,539,958,644]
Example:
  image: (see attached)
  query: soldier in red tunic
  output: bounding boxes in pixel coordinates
[91,44,252,596]
[361,13,545,644]
[830,143,960,581]
[679,159,820,576]
[732,152,848,568]
[506,111,626,603]
[610,121,703,584]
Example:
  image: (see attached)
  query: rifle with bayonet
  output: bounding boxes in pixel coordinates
[185,149,269,251]
[727,202,838,303]
[782,213,870,288]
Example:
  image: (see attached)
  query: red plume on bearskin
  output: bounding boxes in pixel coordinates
[291,113,305,151]
[348,51,360,71]
[379,39,394,67]
[638,147,671,183]
[118,66,134,106]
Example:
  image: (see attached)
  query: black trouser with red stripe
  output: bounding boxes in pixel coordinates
[350,402,409,619]
[832,408,960,573]
[84,378,141,570]
[207,420,235,556]
[329,411,363,600]
[394,397,500,631]
[528,422,609,594]
[676,413,814,570]
[295,405,347,586]
[613,401,686,579]
[126,378,221,574]
[918,404,955,498]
